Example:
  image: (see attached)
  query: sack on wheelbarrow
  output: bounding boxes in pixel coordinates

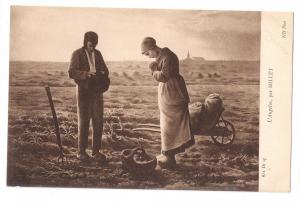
[189,102,205,134]
[189,93,224,133]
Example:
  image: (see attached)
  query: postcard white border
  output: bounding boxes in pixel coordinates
[1,0,299,203]
[259,12,293,192]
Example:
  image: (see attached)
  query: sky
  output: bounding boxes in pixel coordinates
[10,6,261,61]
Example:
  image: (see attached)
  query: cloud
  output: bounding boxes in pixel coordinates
[162,10,261,60]
[10,7,261,61]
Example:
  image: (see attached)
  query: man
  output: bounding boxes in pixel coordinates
[68,31,109,162]
[141,37,194,169]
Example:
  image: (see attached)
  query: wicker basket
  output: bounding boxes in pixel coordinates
[121,147,157,176]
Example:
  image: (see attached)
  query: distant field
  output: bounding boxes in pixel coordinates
[7,60,259,191]
[9,60,259,87]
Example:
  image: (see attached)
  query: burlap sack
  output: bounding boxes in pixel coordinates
[189,93,224,133]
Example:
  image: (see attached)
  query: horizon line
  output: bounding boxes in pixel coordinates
[9,59,261,63]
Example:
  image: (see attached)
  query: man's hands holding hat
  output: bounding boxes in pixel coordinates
[86,72,96,79]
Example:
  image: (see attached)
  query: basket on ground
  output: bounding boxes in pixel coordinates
[121,147,157,176]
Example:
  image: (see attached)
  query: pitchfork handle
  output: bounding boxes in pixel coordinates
[45,86,63,151]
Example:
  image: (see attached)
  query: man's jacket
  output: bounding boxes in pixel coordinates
[68,47,109,89]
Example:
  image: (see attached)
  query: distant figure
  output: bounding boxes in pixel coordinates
[141,37,194,169]
[68,31,109,162]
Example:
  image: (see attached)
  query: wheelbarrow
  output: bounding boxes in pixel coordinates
[133,104,235,146]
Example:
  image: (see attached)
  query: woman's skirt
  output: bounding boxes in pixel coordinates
[158,76,194,155]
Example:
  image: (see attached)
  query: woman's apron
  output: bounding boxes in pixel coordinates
[158,75,194,155]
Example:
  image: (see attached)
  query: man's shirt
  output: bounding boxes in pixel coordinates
[85,49,96,73]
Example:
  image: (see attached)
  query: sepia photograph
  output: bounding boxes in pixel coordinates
[7,6,262,191]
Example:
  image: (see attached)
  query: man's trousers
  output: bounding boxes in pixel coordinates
[76,85,103,154]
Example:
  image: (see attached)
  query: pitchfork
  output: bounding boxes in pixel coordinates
[45,86,66,164]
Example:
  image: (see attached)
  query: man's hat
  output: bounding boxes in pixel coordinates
[84,31,98,46]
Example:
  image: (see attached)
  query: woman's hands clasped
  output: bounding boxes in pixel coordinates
[149,61,158,73]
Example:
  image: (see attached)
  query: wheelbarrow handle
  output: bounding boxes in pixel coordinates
[137,123,160,128]
[132,127,161,132]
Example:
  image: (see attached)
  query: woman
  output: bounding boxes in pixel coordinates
[141,37,194,168]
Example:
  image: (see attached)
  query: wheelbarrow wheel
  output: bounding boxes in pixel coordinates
[210,119,235,146]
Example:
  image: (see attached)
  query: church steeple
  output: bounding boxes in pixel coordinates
[187,51,191,59]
